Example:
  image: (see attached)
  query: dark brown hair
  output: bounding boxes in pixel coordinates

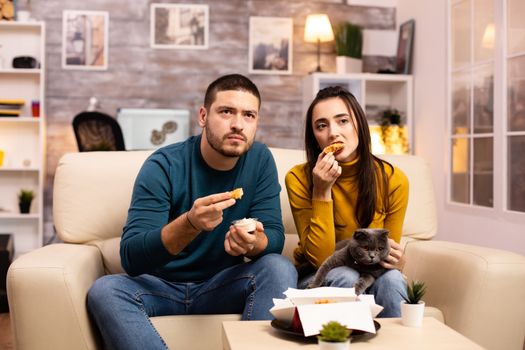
[304,86,392,228]
[204,74,261,111]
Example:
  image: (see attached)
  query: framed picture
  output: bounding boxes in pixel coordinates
[395,19,415,74]
[150,3,209,50]
[249,17,293,75]
[62,10,109,70]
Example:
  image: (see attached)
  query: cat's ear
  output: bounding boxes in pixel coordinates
[353,229,367,241]
[379,229,389,238]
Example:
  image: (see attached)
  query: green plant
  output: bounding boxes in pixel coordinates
[17,189,34,204]
[334,22,363,59]
[379,108,403,127]
[402,280,427,304]
[317,321,351,343]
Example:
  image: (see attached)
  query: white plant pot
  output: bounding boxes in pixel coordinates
[400,301,425,327]
[318,339,350,350]
[336,56,362,74]
[17,10,31,22]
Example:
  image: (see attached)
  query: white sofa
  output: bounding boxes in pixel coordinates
[7,148,525,350]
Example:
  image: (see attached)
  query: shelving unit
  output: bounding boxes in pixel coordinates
[0,21,46,256]
[302,73,414,154]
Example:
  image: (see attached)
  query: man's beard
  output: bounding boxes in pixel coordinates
[205,124,252,158]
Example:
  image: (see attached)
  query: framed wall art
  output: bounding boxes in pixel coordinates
[248,17,293,75]
[395,19,415,74]
[150,3,209,49]
[62,10,109,70]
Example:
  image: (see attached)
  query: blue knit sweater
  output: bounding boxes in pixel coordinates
[120,135,284,282]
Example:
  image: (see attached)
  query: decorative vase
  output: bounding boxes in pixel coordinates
[318,339,350,350]
[400,300,425,327]
[336,56,362,74]
[19,201,31,214]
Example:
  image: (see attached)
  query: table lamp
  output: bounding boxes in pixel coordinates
[304,14,334,72]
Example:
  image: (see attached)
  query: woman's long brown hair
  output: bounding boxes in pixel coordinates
[304,86,392,227]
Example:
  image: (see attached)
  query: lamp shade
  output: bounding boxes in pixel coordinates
[304,14,334,43]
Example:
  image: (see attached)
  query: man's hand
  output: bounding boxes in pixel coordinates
[224,221,267,257]
[380,239,406,271]
[187,192,236,232]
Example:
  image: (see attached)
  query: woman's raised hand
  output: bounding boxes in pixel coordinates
[312,152,342,201]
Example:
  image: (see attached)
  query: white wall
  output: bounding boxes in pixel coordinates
[397,0,525,256]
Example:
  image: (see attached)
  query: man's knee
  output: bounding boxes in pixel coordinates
[257,254,297,284]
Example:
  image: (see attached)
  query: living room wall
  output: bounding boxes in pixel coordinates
[21,0,397,239]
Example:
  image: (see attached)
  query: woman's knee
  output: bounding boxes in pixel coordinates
[375,269,406,291]
[325,267,359,288]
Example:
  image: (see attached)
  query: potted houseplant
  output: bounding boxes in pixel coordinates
[400,280,427,327]
[334,22,363,74]
[378,108,409,154]
[317,321,351,350]
[18,189,34,214]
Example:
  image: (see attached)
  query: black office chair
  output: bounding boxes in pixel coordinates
[72,111,126,152]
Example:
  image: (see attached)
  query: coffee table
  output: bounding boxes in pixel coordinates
[222,317,484,350]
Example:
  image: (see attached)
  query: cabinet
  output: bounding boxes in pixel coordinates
[0,22,45,256]
[302,73,413,154]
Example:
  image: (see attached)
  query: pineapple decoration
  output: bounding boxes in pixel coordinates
[379,109,409,154]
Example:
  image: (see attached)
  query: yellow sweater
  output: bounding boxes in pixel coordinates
[285,158,409,269]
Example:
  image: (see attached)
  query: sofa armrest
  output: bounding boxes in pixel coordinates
[404,240,525,350]
[7,243,105,350]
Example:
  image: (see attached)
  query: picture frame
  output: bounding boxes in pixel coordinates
[248,17,293,75]
[395,19,415,74]
[62,10,109,70]
[150,3,209,50]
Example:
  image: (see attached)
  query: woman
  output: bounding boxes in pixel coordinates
[285,86,409,317]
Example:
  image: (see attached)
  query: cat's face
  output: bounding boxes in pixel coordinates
[349,228,390,265]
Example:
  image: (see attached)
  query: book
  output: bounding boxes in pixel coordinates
[0,109,21,116]
[0,99,25,106]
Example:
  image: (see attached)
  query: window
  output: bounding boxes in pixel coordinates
[449,0,525,214]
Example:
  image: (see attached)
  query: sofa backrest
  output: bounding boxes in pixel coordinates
[53,148,437,270]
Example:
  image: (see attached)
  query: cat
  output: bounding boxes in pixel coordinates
[308,228,391,295]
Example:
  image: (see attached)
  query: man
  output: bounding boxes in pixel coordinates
[87,74,297,350]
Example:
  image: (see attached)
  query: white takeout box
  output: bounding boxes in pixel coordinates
[270,287,383,337]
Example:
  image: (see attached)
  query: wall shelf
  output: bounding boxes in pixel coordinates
[0,21,45,254]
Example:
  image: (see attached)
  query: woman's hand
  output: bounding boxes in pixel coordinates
[380,239,406,271]
[312,152,342,201]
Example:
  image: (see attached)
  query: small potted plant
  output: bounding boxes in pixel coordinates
[334,22,363,74]
[400,280,427,327]
[317,321,351,350]
[18,189,34,214]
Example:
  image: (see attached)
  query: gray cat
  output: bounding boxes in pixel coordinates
[308,228,391,295]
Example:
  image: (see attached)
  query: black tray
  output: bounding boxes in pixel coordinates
[270,319,381,342]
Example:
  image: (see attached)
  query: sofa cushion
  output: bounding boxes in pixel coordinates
[53,151,152,243]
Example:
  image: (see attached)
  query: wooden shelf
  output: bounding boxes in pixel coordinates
[0,117,41,123]
[0,213,40,219]
[0,167,40,172]
[0,69,41,74]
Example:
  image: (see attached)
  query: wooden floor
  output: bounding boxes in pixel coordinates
[0,313,13,350]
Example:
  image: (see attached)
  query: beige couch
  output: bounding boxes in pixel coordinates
[7,148,525,350]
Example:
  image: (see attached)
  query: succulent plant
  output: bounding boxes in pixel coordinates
[402,280,427,304]
[317,321,351,343]
[18,189,34,204]
[334,22,363,59]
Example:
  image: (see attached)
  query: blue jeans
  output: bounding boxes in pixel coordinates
[298,266,407,318]
[87,254,297,350]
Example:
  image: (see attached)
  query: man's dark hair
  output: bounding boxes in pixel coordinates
[204,74,261,111]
